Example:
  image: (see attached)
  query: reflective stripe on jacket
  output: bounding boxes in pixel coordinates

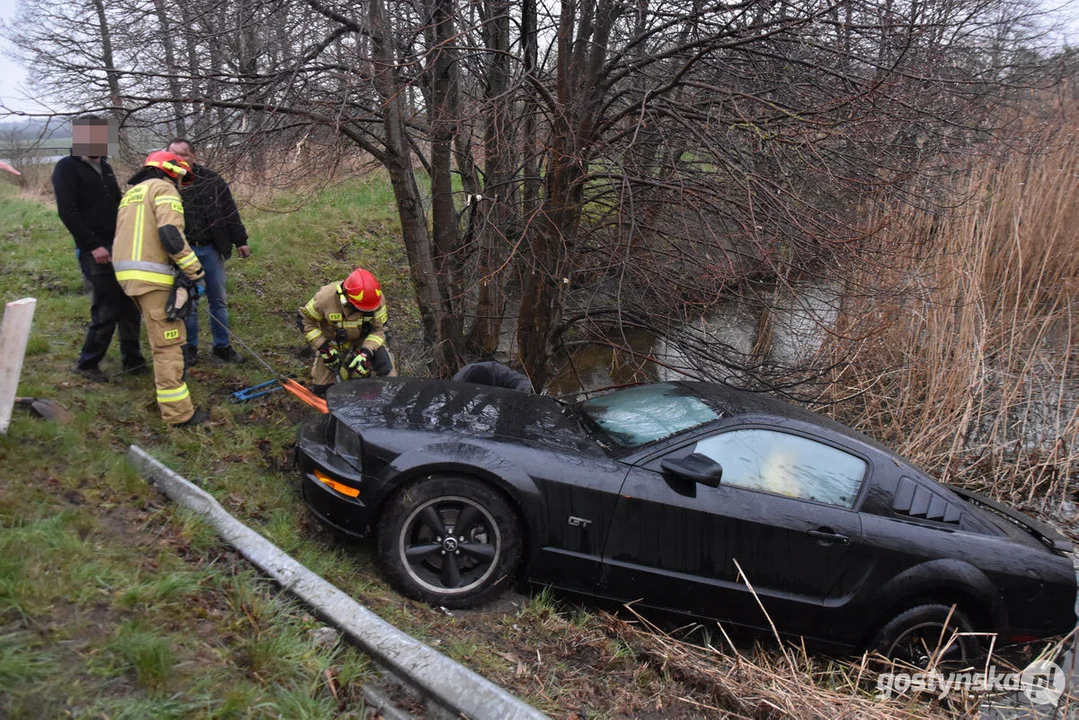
[113,177,203,296]
[299,282,388,353]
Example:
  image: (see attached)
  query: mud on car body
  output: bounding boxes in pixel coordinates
[297,378,1076,663]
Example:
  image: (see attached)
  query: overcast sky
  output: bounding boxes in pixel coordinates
[0,0,37,115]
[0,0,1076,117]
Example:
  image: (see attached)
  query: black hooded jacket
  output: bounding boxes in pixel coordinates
[180,164,248,259]
[52,154,122,252]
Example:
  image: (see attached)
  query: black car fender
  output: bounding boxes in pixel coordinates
[376,441,547,540]
[867,558,1007,638]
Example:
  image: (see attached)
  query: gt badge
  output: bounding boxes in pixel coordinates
[568,516,592,528]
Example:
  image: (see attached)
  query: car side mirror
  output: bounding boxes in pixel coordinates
[661,453,723,487]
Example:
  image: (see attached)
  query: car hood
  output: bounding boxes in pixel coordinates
[327,378,601,454]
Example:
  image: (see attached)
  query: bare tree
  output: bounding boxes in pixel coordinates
[5,0,1068,388]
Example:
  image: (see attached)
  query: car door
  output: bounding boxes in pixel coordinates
[601,425,870,637]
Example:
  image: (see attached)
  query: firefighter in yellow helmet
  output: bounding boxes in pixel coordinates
[112,151,208,426]
[299,267,396,396]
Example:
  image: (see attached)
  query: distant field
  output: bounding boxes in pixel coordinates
[0,138,70,164]
[0,137,70,150]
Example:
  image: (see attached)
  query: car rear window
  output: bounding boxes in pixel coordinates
[576,383,718,448]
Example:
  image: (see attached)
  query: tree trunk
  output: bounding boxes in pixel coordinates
[518,1,581,388]
[89,0,130,158]
[151,0,186,137]
[178,2,203,135]
[424,0,463,314]
[521,0,541,227]
[237,0,264,175]
[370,0,463,375]
[467,0,513,356]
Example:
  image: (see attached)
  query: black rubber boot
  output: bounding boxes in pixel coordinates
[175,407,210,427]
[212,345,243,363]
[182,345,199,367]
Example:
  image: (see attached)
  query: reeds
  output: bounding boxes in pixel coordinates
[823,127,1079,508]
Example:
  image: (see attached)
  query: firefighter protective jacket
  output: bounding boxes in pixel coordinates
[300,282,388,356]
[113,177,203,296]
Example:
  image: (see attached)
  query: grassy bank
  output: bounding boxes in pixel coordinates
[0,177,413,718]
[0,171,1036,719]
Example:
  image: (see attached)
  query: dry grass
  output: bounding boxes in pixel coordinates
[2,160,53,199]
[594,598,1078,719]
[821,122,1079,508]
[601,610,944,720]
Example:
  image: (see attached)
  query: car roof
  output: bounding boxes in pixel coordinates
[677,381,896,456]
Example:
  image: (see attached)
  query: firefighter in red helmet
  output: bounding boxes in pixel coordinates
[298,267,396,395]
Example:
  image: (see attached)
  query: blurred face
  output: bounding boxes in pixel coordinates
[167,142,196,164]
[72,120,116,158]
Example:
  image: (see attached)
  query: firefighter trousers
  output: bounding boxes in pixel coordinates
[133,289,195,424]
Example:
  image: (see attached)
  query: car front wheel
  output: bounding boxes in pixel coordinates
[872,603,980,667]
[376,476,522,608]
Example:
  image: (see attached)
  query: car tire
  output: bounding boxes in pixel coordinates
[376,475,522,608]
[871,603,980,667]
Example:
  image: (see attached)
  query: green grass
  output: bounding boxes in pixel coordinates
[0,631,53,685]
[2,171,628,716]
[0,176,402,717]
[104,620,176,689]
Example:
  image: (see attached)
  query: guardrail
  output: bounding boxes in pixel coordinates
[127,445,550,720]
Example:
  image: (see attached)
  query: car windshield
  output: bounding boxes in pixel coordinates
[575,383,718,448]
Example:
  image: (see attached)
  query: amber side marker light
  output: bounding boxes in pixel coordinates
[313,470,360,498]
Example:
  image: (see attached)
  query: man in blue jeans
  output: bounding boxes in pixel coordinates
[166,139,249,365]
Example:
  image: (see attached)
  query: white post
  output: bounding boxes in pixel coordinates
[0,297,37,435]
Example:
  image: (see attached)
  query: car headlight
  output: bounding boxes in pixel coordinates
[334,419,365,469]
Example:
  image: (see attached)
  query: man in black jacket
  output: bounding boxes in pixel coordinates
[166,139,249,365]
[53,116,146,381]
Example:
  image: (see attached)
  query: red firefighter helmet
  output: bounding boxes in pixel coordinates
[341,267,383,311]
[144,150,194,185]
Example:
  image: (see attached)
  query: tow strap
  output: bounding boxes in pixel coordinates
[207,314,328,414]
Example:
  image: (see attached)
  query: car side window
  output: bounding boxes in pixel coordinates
[692,429,867,508]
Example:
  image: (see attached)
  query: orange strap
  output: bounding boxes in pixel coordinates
[281,378,328,414]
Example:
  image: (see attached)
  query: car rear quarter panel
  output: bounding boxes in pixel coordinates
[858,513,1076,641]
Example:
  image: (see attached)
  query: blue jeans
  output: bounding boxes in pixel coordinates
[183,245,230,349]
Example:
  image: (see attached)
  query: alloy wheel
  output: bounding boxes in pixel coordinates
[397,495,502,596]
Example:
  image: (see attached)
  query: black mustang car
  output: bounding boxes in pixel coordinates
[297,379,1076,662]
